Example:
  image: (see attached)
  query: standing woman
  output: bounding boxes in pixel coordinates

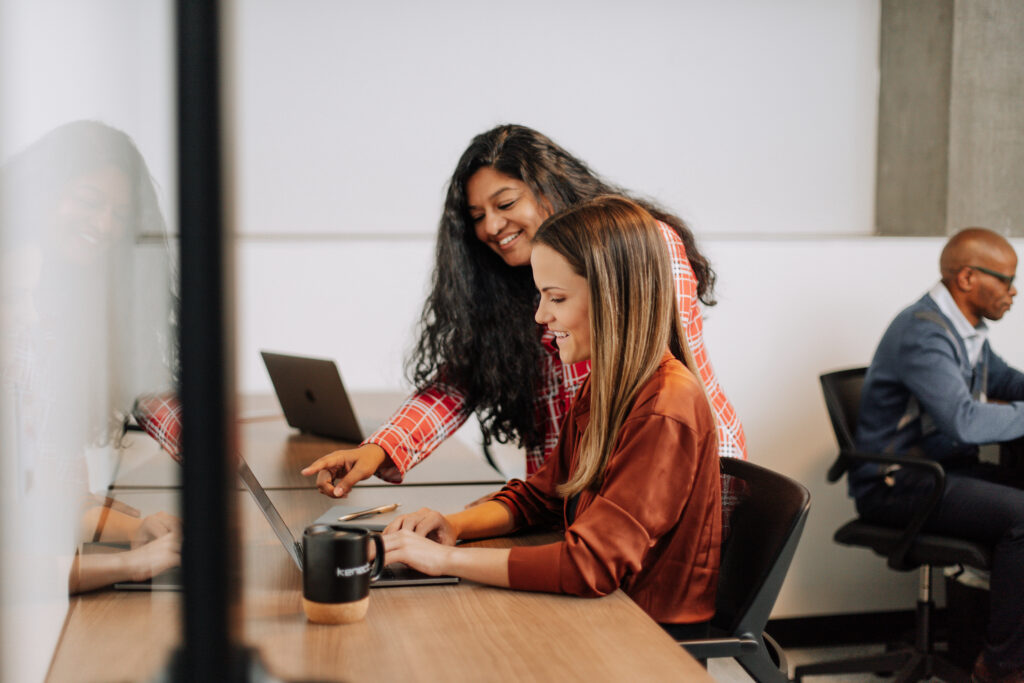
[383,196,721,636]
[0,120,181,593]
[303,125,745,496]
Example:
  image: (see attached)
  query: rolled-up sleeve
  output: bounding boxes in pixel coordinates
[364,383,469,482]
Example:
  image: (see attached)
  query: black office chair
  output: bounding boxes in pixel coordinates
[679,457,811,683]
[792,368,990,683]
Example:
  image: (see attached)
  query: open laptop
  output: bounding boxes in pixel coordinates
[113,457,458,590]
[260,351,376,442]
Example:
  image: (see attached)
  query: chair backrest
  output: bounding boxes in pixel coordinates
[713,458,811,638]
[819,367,867,481]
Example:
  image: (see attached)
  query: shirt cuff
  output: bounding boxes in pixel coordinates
[507,543,564,593]
[362,437,406,484]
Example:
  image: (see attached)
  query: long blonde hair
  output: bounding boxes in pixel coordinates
[534,196,700,497]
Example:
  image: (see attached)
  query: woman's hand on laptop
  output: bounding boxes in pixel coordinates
[384,508,458,546]
[301,444,387,498]
[382,530,455,577]
[126,532,182,583]
[69,533,182,594]
[131,511,182,549]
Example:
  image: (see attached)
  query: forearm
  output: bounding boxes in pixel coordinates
[446,500,516,541]
[904,344,1024,444]
[69,552,133,594]
[367,384,470,479]
[80,507,142,543]
[444,547,511,588]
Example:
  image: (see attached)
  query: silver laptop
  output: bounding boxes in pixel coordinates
[260,351,375,442]
[114,457,458,589]
[240,458,458,587]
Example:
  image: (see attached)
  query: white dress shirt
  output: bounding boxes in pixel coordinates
[928,281,989,369]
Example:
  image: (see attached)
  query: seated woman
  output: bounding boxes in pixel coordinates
[382,196,721,635]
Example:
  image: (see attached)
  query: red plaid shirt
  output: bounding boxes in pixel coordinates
[368,222,747,483]
[133,393,184,462]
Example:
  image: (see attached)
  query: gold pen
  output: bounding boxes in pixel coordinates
[337,502,400,522]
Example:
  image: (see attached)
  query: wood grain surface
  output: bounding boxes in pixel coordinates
[47,433,710,681]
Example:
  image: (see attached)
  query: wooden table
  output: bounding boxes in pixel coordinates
[48,486,711,682]
[49,400,710,681]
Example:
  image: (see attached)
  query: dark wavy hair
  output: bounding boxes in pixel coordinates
[1,120,177,444]
[0,120,166,243]
[408,124,716,451]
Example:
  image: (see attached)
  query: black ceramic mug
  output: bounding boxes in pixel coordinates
[302,524,385,624]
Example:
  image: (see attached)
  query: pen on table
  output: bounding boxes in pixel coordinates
[338,503,400,522]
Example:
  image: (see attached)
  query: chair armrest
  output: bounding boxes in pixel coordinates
[679,635,759,659]
[835,450,946,570]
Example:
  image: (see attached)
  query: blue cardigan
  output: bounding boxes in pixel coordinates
[850,294,1024,497]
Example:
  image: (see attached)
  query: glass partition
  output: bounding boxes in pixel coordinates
[0,1,179,679]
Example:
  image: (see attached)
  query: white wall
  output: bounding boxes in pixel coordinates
[0,0,174,216]
[0,2,175,681]
[227,0,879,238]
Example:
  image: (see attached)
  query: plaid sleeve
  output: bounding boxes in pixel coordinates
[364,383,470,483]
[657,222,748,460]
[132,393,183,463]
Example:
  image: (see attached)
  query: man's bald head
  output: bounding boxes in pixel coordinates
[939,227,1018,325]
[940,227,1016,284]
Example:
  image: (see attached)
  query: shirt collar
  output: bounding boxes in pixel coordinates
[928,281,989,343]
[571,350,677,432]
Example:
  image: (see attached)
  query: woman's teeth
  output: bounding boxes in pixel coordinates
[499,231,521,246]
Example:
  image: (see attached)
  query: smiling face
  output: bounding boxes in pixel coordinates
[52,164,132,265]
[531,243,591,364]
[467,166,550,267]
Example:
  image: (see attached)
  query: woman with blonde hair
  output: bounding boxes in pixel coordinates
[382,196,722,638]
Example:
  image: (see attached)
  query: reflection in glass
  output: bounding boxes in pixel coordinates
[0,121,179,624]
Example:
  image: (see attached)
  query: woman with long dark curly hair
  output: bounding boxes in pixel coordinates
[1,120,180,594]
[303,124,745,496]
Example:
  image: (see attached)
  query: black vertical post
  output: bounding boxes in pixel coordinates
[176,1,235,680]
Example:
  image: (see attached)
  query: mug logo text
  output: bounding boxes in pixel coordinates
[336,562,371,578]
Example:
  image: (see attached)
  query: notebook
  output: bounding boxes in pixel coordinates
[113,457,458,590]
[260,351,375,442]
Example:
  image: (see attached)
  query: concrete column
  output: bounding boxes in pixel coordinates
[876,0,1024,236]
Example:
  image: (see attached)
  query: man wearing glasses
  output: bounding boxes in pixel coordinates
[852,227,1024,683]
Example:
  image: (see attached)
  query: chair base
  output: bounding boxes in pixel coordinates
[792,646,969,683]
[794,565,972,683]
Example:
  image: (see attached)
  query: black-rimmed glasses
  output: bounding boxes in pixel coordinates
[968,265,1016,287]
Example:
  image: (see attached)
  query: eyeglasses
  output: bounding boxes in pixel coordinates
[968,265,1016,287]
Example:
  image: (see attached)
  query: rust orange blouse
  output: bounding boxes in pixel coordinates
[491,351,721,624]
